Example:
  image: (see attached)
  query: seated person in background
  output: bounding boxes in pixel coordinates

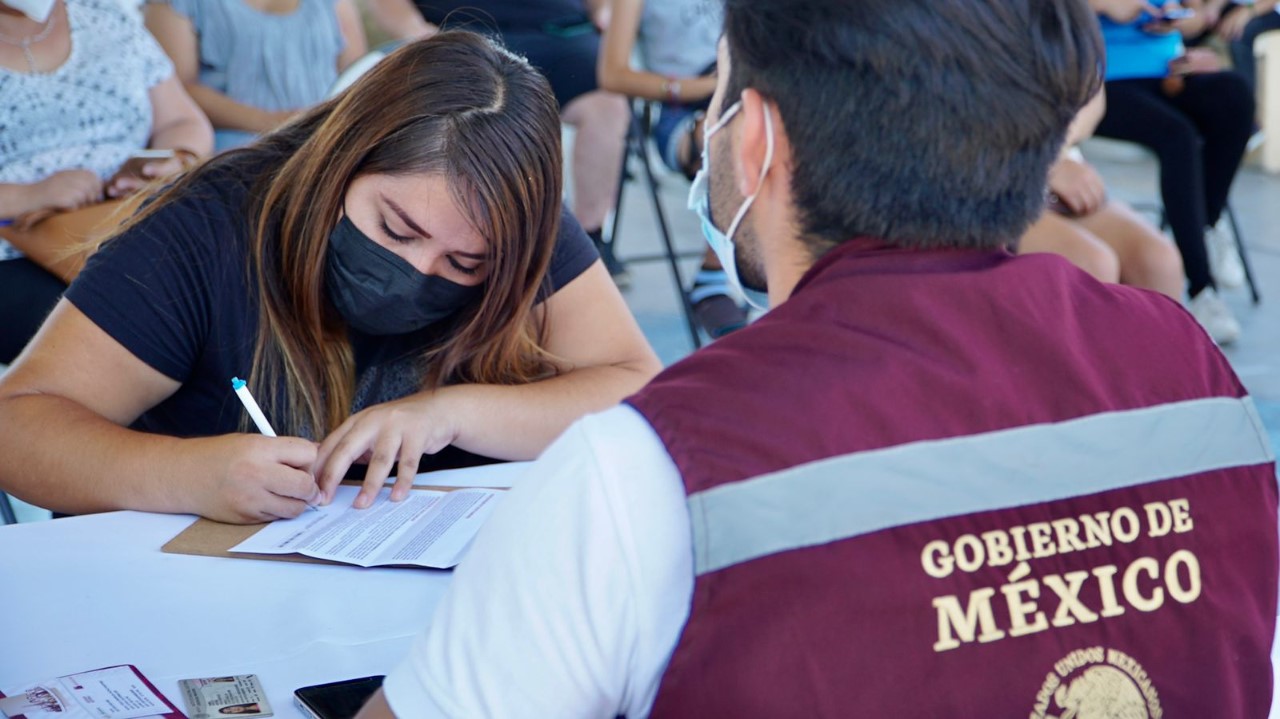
[597,0,748,338]
[1187,0,1280,92]
[0,33,661,524]
[366,0,631,284]
[1019,89,1184,299]
[0,0,212,365]
[357,1,1277,717]
[144,0,368,151]
[1091,0,1255,344]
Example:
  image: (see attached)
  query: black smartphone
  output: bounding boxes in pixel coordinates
[293,676,385,719]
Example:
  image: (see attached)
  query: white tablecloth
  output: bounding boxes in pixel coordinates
[0,463,529,717]
[4,460,1278,717]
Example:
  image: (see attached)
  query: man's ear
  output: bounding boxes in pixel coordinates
[735,88,775,199]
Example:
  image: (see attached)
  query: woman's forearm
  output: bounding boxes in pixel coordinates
[150,115,214,157]
[0,183,38,217]
[443,361,658,460]
[598,64,717,104]
[184,83,290,135]
[596,0,714,103]
[1066,89,1106,147]
[0,392,319,524]
[366,0,438,41]
[0,394,197,516]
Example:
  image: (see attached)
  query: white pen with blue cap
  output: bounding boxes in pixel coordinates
[231,376,275,436]
[231,377,318,511]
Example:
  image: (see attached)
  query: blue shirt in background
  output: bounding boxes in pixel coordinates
[1099,14,1185,80]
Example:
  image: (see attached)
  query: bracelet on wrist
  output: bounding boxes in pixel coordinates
[663,76,682,104]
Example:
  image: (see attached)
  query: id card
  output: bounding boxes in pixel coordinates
[177,676,272,719]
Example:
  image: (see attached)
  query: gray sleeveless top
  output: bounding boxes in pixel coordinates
[163,0,344,113]
[637,0,719,77]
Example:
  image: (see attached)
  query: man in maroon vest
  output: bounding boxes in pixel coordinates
[359,0,1278,716]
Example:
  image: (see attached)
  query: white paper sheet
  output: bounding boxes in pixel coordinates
[230,485,503,569]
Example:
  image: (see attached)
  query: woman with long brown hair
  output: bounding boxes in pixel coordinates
[0,32,660,523]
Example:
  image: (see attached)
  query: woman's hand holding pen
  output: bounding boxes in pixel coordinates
[313,390,463,511]
[188,434,321,524]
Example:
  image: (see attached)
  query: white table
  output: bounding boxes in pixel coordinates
[5,461,1280,717]
[0,463,528,717]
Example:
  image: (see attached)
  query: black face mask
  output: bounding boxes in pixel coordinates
[325,216,483,335]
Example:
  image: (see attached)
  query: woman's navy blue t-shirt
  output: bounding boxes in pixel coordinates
[64,160,597,457]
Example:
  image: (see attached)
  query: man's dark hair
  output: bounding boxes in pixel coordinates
[722,0,1103,252]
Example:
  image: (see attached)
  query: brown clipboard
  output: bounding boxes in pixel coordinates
[160,483,499,567]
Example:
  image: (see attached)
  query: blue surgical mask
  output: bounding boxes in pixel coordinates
[687,100,775,310]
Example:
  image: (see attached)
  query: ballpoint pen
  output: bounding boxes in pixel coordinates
[231,377,318,511]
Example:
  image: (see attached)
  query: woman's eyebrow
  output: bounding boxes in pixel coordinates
[383,195,432,239]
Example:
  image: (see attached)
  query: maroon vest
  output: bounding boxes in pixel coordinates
[629,241,1277,718]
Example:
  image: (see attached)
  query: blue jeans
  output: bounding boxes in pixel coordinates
[652,104,700,174]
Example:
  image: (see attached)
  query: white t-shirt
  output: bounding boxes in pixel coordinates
[382,405,694,719]
[0,0,173,260]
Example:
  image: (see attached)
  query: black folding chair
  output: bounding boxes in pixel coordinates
[1209,203,1260,305]
[603,100,706,350]
[1083,138,1261,305]
[1140,201,1262,305]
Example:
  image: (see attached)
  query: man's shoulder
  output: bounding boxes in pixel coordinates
[552,405,685,521]
[574,405,673,467]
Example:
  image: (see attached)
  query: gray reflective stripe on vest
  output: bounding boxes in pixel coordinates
[688,396,1276,576]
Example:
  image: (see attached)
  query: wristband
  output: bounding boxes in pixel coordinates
[663,76,682,104]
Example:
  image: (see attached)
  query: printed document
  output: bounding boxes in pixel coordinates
[231,485,503,569]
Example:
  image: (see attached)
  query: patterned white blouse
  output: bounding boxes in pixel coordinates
[0,0,173,261]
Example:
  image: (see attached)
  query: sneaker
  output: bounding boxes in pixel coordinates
[689,269,748,338]
[591,234,632,289]
[1247,127,1266,155]
[1188,287,1241,346]
[1206,224,1245,290]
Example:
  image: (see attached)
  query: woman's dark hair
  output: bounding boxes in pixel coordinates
[111,32,564,436]
[722,0,1104,253]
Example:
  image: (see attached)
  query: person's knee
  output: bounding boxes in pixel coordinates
[1123,229,1184,294]
[563,91,629,136]
[1084,203,1184,297]
[1075,236,1122,284]
[1019,214,1120,284]
[1150,236,1184,285]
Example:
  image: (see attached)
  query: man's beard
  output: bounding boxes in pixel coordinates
[708,137,767,292]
